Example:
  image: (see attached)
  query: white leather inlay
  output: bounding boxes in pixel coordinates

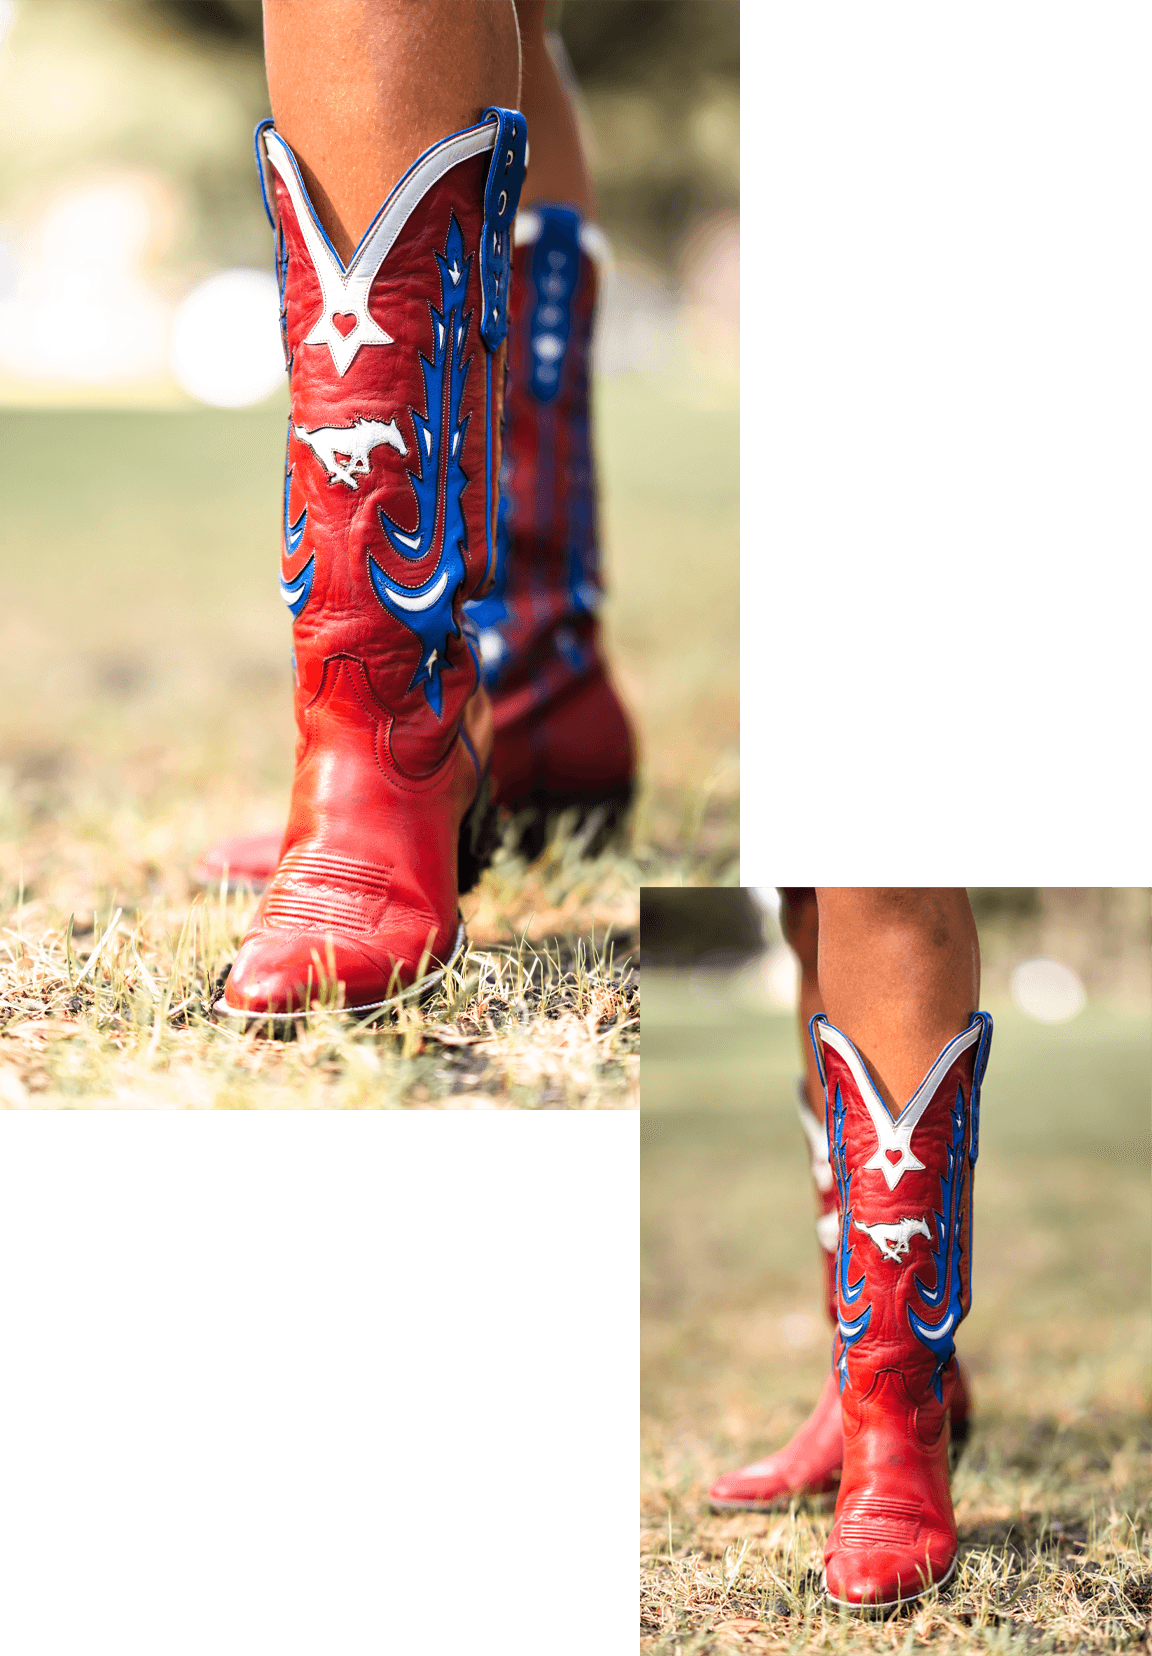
[795,1077,834,1193]
[378,570,449,612]
[817,1019,981,1191]
[263,122,496,376]
[512,209,611,270]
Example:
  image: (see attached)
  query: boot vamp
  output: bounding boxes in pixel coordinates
[826,1518,957,1609]
[826,1369,956,1605]
[224,917,458,1014]
[224,703,475,1012]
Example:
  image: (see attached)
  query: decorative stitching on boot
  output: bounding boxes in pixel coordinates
[262,847,395,937]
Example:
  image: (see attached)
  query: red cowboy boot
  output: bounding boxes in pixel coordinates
[815,1011,992,1609]
[465,202,636,850]
[195,201,634,893]
[707,1080,974,1512]
[220,110,526,1019]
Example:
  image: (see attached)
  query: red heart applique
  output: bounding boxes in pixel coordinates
[885,1149,902,1164]
[332,312,357,339]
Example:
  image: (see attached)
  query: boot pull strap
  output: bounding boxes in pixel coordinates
[479,107,528,350]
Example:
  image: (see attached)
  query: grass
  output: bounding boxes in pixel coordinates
[642,971,1152,1651]
[0,837,638,1110]
[0,360,735,1106]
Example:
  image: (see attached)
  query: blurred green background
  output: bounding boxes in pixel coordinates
[0,1,739,890]
[0,0,738,291]
[641,888,1151,1507]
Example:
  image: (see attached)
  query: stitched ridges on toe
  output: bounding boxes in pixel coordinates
[838,1498,924,1550]
[274,848,394,895]
[262,848,395,936]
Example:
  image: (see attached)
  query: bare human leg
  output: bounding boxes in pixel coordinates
[814,888,980,1110]
[263,0,521,260]
[514,0,595,215]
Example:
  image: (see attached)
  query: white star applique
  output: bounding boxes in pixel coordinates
[264,132,393,374]
[262,123,499,377]
[817,1019,982,1191]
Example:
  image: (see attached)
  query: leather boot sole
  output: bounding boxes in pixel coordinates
[823,1550,956,1612]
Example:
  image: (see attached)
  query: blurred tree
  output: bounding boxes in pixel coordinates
[0,0,736,284]
[558,0,739,267]
[149,0,263,44]
[558,1,738,85]
[642,888,764,964]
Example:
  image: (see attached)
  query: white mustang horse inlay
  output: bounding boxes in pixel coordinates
[293,417,407,489]
[854,1215,932,1263]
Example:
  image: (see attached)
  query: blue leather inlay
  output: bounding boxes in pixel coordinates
[371,214,473,718]
[526,205,581,403]
[478,106,528,350]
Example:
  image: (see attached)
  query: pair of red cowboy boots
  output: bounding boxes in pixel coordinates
[710,1013,992,1610]
[214,109,635,1020]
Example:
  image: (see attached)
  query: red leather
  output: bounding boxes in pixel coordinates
[708,1363,972,1512]
[484,218,636,804]
[488,666,634,804]
[223,120,511,1016]
[707,1075,972,1514]
[816,1013,990,1607]
[196,831,284,888]
[200,199,633,899]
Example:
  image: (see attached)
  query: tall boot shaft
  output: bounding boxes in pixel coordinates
[261,111,526,774]
[812,1010,993,1607]
[465,202,636,809]
[795,1077,839,1326]
[816,1013,991,1402]
[222,110,526,1018]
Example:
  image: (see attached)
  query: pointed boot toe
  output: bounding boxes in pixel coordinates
[708,1369,844,1510]
[708,1449,837,1512]
[824,1500,957,1608]
[222,913,462,1019]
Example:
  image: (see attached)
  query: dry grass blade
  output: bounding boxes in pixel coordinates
[0,819,639,1109]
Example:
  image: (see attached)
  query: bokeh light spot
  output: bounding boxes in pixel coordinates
[1011,958,1086,1023]
[169,269,285,408]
